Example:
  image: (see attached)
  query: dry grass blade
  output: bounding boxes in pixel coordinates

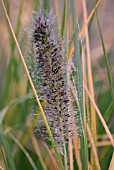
[82,0,97,169]
[82,0,96,142]
[31,134,47,170]
[84,83,114,147]
[87,124,101,170]
[42,142,59,169]
[1,1,64,169]
[96,141,111,147]
[68,0,101,60]
[97,134,114,140]
[0,165,4,170]
[78,0,100,39]
[73,138,82,170]
[54,0,61,29]
[68,139,73,170]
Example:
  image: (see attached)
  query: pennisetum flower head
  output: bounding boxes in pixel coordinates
[25,11,82,152]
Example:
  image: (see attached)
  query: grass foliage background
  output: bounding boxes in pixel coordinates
[0,0,114,170]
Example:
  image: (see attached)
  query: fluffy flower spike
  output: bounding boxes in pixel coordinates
[26,12,82,150]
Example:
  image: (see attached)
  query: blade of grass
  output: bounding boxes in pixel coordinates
[82,1,97,169]
[81,46,89,170]
[68,80,82,169]
[93,3,114,167]
[13,112,47,170]
[0,126,16,170]
[0,165,4,170]
[1,1,64,169]
[67,70,82,170]
[4,0,10,15]
[92,0,114,108]
[87,124,101,170]
[73,138,82,170]
[79,0,100,40]
[68,0,101,60]
[34,0,40,10]
[103,102,113,122]
[15,0,24,38]
[1,146,9,170]
[61,1,68,169]
[31,134,47,170]
[82,48,89,170]
[96,141,111,147]
[22,114,40,146]
[84,83,114,147]
[61,0,67,40]
[68,139,73,170]
[97,134,114,140]
[43,0,49,15]
[71,0,88,169]
[3,0,24,106]
[81,47,90,125]
[96,59,114,100]
[54,0,61,37]
[0,93,32,125]
[9,133,37,170]
[42,141,59,169]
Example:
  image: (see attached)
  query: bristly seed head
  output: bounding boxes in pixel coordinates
[26,12,82,151]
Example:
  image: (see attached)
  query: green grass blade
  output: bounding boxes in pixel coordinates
[61,0,67,40]
[0,125,16,170]
[0,93,32,125]
[93,0,114,108]
[15,0,24,39]
[34,0,40,10]
[61,1,68,169]
[3,0,24,106]
[71,0,88,169]
[4,0,10,16]
[43,0,49,14]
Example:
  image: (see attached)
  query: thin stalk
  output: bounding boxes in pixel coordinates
[0,165,4,170]
[1,146,9,170]
[31,134,48,170]
[61,0,67,40]
[60,118,68,170]
[54,0,61,37]
[9,133,37,170]
[0,126,16,170]
[84,83,114,147]
[61,1,68,169]
[82,1,97,169]
[3,0,24,105]
[92,0,114,109]
[63,142,67,170]
[71,0,88,169]
[79,0,100,40]
[43,0,49,15]
[68,139,73,170]
[82,47,90,125]
[68,0,101,60]
[87,124,101,170]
